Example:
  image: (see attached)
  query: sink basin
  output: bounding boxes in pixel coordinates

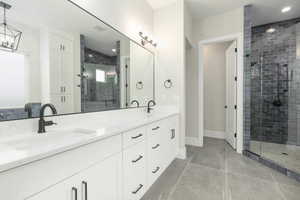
[1,128,96,151]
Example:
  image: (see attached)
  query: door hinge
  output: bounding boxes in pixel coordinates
[235,48,237,53]
[125,84,128,87]
[235,76,237,81]
[234,105,237,110]
[234,133,237,138]
[125,65,128,69]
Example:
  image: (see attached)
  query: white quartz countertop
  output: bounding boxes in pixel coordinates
[0,109,179,173]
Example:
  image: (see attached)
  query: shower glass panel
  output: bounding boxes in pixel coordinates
[250,19,300,174]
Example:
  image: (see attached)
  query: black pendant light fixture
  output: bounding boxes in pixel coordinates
[0,1,22,52]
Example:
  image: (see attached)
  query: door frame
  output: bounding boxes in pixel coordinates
[198,33,244,153]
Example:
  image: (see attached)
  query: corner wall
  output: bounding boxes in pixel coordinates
[186,8,244,146]
[153,0,186,158]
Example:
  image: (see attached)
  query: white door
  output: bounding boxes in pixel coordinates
[225,41,237,149]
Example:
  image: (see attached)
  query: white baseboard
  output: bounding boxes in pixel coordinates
[186,137,203,147]
[176,147,187,160]
[204,130,225,139]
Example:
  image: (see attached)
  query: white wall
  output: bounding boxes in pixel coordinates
[192,8,244,42]
[0,22,41,109]
[71,0,154,43]
[153,0,185,157]
[186,8,244,140]
[184,3,193,44]
[203,42,231,132]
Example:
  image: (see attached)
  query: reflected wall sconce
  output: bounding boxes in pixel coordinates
[139,32,157,47]
[164,79,173,89]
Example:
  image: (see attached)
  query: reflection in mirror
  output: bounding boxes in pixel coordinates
[0,0,154,121]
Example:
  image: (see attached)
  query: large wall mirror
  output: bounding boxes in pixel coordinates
[0,0,155,121]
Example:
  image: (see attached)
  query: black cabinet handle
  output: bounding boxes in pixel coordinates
[132,155,143,163]
[152,167,160,174]
[152,144,160,149]
[132,184,143,194]
[82,181,88,200]
[171,129,175,139]
[72,187,78,200]
[131,134,143,139]
[152,126,160,131]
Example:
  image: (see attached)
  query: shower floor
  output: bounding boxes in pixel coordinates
[250,141,300,173]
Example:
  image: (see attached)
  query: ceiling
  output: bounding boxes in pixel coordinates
[3,0,127,56]
[147,0,300,26]
[146,0,176,10]
[186,0,300,25]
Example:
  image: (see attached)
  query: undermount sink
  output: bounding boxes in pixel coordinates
[1,128,97,151]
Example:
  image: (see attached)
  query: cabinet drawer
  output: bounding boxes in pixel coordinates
[123,141,147,200]
[148,146,164,185]
[147,121,164,137]
[123,127,146,149]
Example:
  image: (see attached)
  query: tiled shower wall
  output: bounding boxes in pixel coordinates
[250,18,300,144]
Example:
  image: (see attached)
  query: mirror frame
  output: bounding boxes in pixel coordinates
[0,0,155,122]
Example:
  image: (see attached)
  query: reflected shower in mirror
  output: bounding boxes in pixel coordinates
[0,0,154,121]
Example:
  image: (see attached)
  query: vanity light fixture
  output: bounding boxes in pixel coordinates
[139,32,157,47]
[281,6,291,13]
[0,1,22,52]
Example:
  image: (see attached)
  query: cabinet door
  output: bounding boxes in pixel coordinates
[166,116,179,165]
[27,176,80,200]
[50,94,63,115]
[79,154,122,200]
[49,34,63,94]
[61,95,74,114]
[61,39,74,95]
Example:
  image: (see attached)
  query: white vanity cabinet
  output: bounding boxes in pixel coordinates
[28,154,122,200]
[0,114,179,200]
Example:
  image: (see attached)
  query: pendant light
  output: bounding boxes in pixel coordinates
[0,1,22,52]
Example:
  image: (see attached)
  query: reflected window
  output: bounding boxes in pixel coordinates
[0,51,26,108]
[96,69,106,83]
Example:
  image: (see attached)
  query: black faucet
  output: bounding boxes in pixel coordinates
[147,100,156,113]
[131,100,140,107]
[38,104,57,134]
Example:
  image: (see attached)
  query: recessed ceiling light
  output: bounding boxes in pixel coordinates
[112,48,116,53]
[281,6,291,13]
[266,28,276,33]
[88,54,93,58]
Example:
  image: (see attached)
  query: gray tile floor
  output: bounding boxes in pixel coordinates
[142,137,300,200]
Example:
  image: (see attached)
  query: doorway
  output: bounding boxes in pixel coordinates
[198,34,243,153]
